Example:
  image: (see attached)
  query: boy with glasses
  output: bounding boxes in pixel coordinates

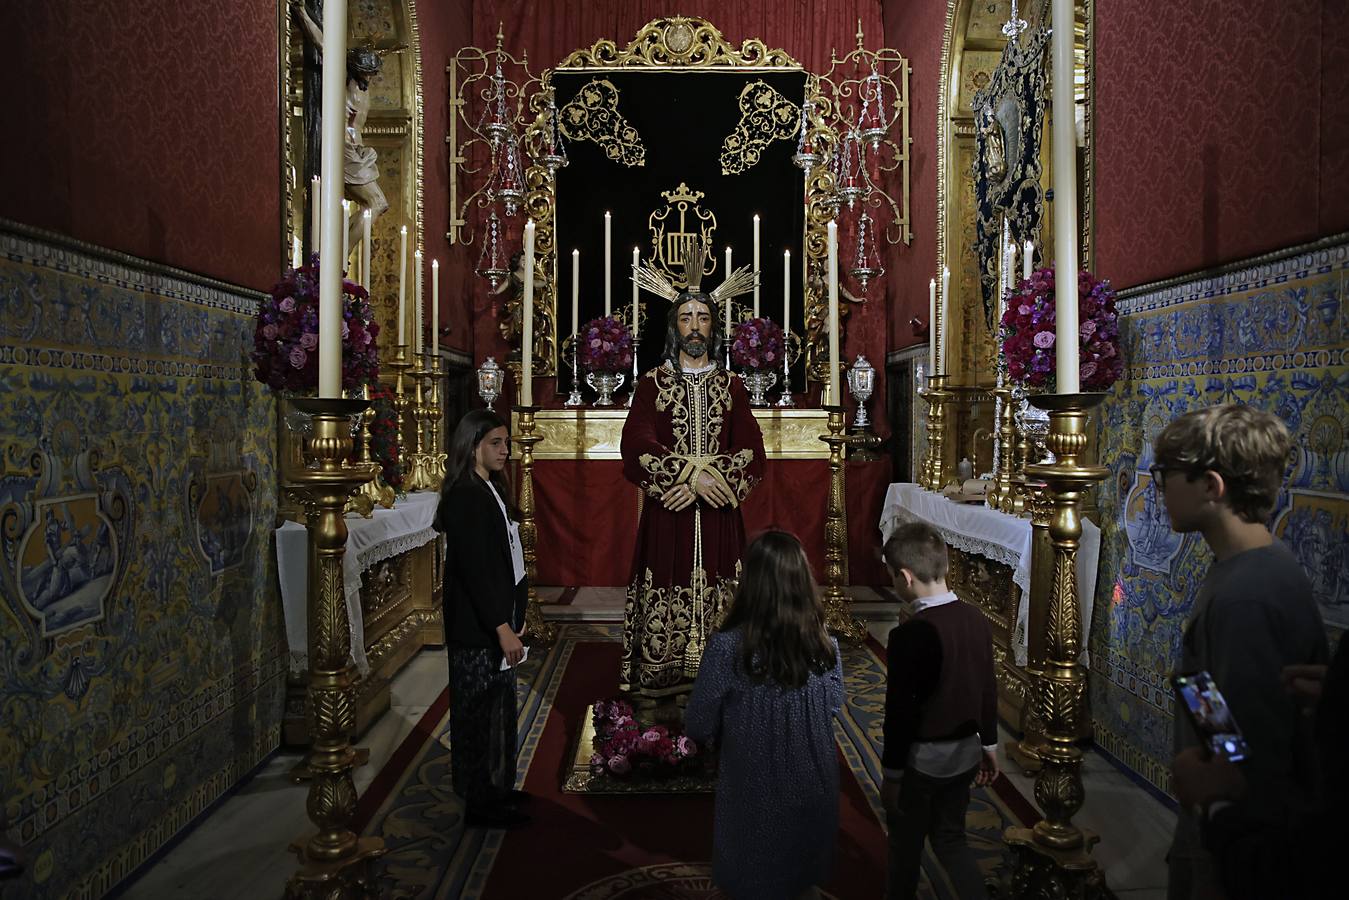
[1158,404,1327,900]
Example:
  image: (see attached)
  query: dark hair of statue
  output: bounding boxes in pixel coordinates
[438,409,516,524]
[720,530,836,689]
[661,292,724,372]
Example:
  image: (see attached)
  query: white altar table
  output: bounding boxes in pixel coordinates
[276,491,440,675]
[878,483,1100,666]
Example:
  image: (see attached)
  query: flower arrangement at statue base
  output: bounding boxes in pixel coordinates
[732,317,785,406]
[587,698,711,781]
[579,316,634,407]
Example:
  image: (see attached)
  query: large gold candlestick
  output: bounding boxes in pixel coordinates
[987,384,1016,511]
[512,407,555,645]
[404,355,436,491]
[1005,392,1108,898]
[282,398,384,898]
[1006,394,1034,516]
[425,355,447,488]
[820,407,866,642]
[388,345,414,489]
[921,374,952,491]
[351,389,395,514]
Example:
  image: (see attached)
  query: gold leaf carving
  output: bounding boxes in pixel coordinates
[719,80,800,175]
[559,79,646,168]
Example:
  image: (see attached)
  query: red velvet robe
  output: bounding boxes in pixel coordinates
[619,361,766,698]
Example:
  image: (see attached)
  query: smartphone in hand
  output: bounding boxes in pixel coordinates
[1172,670,1249,763]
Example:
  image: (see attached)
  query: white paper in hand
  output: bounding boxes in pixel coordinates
[500,644,529,671]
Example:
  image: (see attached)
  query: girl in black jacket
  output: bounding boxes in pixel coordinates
[435,410,529,828]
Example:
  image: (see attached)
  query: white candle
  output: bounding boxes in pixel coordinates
[1024,239,1033,282]
[928,278,937,374]
[631,246,639,338]
[724,246,733,336]
[522,221,536,406]
[1052,0,1080,393]
[827,221,840,404]
[783,249,791,337]
[940,266,950,374]
[397,225,407,345]
[310,176,321,257]
[431,259,439,356]
[361,209,371,287]
[292,235,301,270]
[570,249,580,339]
[342,199,351,264]
[752,214,761,317]
[316,0,347,398]
[604,211,612,317]
[414,249,423,355]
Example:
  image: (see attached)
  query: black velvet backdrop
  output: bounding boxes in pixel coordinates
[553,69,807,387]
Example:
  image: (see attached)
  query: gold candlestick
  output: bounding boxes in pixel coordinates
[282,398,384,898]
[1005,392,1108,897]
[404,354,436,492]
[820,406,866,642]
[426,355,447,488]
[388,344,414,491]
[351,388,395,514]
[921,374,952,491]
[1006,480,1052,773]
[987,384,1016,511]
[513,407,555,645]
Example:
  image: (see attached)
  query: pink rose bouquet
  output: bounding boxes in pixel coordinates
[579,316,635,373]
[730,317,785,371]
[252,255,381,393]
[999,265,1123,392]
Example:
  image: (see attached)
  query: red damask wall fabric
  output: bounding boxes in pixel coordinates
[1095,0,1348,288]
[881,0,946,356]
[7,0,280,290]
[419,0,476,353]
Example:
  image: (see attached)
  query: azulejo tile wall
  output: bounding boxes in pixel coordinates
[0,224,283,898]
[1092,237,1347,792]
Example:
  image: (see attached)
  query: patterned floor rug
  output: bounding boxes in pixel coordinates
[354,622,1038,899]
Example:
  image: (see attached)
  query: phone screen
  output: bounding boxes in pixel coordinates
[1173,670,1249,762]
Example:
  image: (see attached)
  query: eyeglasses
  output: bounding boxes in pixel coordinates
[1148,464,1169,488]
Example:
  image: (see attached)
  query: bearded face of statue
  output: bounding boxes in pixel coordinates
[664,294,721,367]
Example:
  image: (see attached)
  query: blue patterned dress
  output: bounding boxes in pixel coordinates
[684,627,844,899]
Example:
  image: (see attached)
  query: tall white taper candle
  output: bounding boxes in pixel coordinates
[827,221,840,403]
[940,266,950,374]
[752,214,761,317]
[361,209,371,288]
[724,246,733,336]
[631,246,639,337]
[604,211,612,317]
[431,259,439,355]
[1024,239,1033,281]
[783,249,791,336]
[414,249,423,354]
[571,249,580,339]
[928,278,937,373]
[310,176,321,257]
[1051,0,1080,393]
[316,0,347,398]
[522,221,536,405]
[342,199,351,264]
[397,225,407,345]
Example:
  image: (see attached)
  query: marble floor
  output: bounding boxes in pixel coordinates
[118,590,1174,899]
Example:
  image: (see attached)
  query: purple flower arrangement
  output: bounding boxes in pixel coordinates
[999,265,1123,392]
[588,698,706,780]
[251,256,381,393]
[579,316,634,372]
[730,317,785,371]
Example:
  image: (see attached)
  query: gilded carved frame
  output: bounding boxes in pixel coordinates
[279,1,424,344]
[521,16,841,381]
[937,0,1094,383]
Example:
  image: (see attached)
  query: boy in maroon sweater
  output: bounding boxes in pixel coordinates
[881,522,998,900]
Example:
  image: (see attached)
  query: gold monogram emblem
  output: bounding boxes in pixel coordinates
[648,183,717,288]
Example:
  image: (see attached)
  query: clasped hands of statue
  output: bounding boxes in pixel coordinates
[661,470,735,511]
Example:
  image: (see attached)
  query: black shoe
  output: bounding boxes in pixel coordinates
[465,805,530,829]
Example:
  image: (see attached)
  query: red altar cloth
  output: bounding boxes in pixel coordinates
[529,458,892,587]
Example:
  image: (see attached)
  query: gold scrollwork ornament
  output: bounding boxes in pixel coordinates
[559,78,647,168]
[648,183,717,288]
[719,80,800,175]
